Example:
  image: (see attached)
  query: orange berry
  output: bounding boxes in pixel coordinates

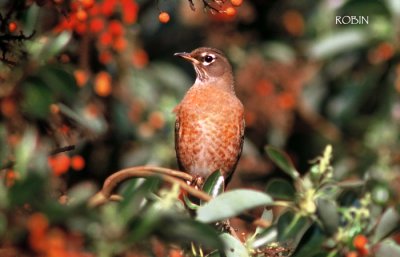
[121,0,139,24]
[1,98,16,118]
[231,0,243,7]
[90,17,105,33]
[99,32,112,46]
[8,22,17,32]
[346,251,358,257]
[76,9,88,21]
[75,22,87,34]
[169,249,184,257]
[74,69,89,87]
[353,234,368,249]
[50,104,60,114]
[94,71,112,97]
[132,49,149,69]
[159,12,170,23]
[225,7,237,16]
[108,20,124,36]
[112,37,127,52]
[255,79,274,96]
[81,0,95,9]
[48,154,70,176]
[101,0,118,16]
[71,155,85,171]
[99,51,113,64]
[5,170,17,187]
[148,111,165,129]
[277,92,296,110]
[283,10,304,36]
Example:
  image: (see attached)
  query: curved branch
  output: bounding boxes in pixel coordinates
[88,166,211,207]
[88,165,271,229]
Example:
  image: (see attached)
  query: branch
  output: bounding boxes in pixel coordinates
[88,166,210,207]
[88,165,272,229]
[49,145,75,155]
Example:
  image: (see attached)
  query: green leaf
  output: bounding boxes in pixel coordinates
[254,208,274,236]
[220,233,249,257]
[196,190,273,223]
[265,179,295,201]
[293,228,327,257]
[127,203,162,242]
[22,80,53,119]
[183,194,200,210]
[206,251,222,257]
[9,173,48,208]
[119,177,161,220]
[372,207,400,244]
[14,129,37,178]
[277,212,312,250]
[308,29,369,59]
[251,226,278,249]
[156,217,223,250]
[201,170,225,204]
[41,32,72,60]
[261,42,296,63]
[38,66,78,102]
[67,182,98,206]
[317,198,339,235]
[375,239,400,257]
[265,146,300,180]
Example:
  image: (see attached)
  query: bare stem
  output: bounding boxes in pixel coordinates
[88,166,211,207]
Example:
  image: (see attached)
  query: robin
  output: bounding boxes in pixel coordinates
[174,47,245,186]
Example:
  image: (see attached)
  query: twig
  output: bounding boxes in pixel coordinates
[201,0,222,13]
[49,145,75,155]
[88,166,210,207]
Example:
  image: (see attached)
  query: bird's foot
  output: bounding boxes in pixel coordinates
[189,175,205,189]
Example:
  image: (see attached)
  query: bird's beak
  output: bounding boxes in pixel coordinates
[174,52,200,64]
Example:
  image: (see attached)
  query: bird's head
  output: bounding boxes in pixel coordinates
[175,47,234,91]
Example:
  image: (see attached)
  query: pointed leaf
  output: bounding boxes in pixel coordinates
[201,170,225,204]
[220,233,249,257]
[251,226,278,249]
[206,251,222,257]
[183,194,200,210]
[372,207,400,243]
[254,208,274,236]
[196,190,273,223]
[277,212,312,250]
[156,217,223,250]
[266,146,300,180]
[317,198,339,235]
[266,179,295,200]
[375,239,400,257]
[293,228,327,257]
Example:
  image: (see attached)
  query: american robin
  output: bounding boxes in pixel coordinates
[174,47,245,185]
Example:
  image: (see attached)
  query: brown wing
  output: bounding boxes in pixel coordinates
[225,117,245,185]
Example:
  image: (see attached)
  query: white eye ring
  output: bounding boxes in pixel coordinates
[201,53,216,66]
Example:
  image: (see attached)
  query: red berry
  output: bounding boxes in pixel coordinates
[159,12,170,23]
[225,7,237,17]
[231,0,243,7]
[8,22,17,32]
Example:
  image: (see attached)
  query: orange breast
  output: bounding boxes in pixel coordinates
[175,86,244,180]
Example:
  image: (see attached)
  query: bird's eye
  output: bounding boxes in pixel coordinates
[204,55,214,63]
